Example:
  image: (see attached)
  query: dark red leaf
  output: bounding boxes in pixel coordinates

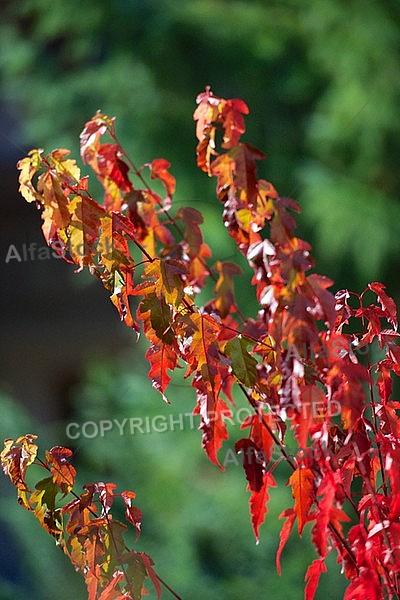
[235,438,264,492]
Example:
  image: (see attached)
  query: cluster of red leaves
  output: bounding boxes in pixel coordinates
[7,88,400,599]
[0,435,160,600]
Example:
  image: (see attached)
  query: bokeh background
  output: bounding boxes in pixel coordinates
[1,1,400,598]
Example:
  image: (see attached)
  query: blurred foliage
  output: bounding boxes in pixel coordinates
[1,0,400,294]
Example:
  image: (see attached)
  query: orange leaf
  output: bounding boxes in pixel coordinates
[288,467,315,535]
[148,158,176,198]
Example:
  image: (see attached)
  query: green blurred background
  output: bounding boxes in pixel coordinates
[0,0,399,598]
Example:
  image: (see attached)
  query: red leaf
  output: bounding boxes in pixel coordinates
[220,98,249,148]
[148,158,176,198]
[276,508,296,575]
[46,446,76,495]
[96,144,132,193]
[307,274,336,328]
[295,385,327,449]
[311,470,338,557]
[140,552,162,599]
[304,558,327,600]
[96,482,116,515]
[80,112,115,160]
[240,412,275,463]
[248,471,276,542]
[121,491,142,541]
[194,392,231,468]
[376,366,392,405]
[146,342,178,403]
[369,281,397,330]
[335,288,354,331]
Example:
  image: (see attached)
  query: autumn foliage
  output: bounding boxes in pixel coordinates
[2,88,400,599]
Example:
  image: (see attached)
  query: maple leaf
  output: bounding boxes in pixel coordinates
[97,571,125,600]
[304,558,327,600]
[225,335,257,387]
[97,212,136,273]
[80,112,115,160]
[96,481,117,516]
[146,341,178,402]
[369,281,398,330]
[147,158,176,198]
[63,488,95,537]
[178,311,234,466]
[311,470,349,558]
[30,476,63,539]
[193,387,232,468]
[100,268,138,333]
[295,385,327,449]
[325,362,368,429]
[288,467,315,535]
[241,412,276,464]
[96,143,132,193]
[276,508,296,575]
[67,195,106,269]
[38,171,71,244]
[45,446,76,495]
[121,491,142,541]
[306,274,337,328]
[17,148,44,203]
[210,152,235,198]
[176,206,205,259]
[211,260,243,318]
[126,188,175,256]
[193,88,222,173]
[375,366,392,405]
[193,86,222,142]
[144,258,187,307]
[235,438,264,492]
[335,288,354,331]
[248,471,276,542]
[211,143,265,205]
[220,98,249,148]
[140,552,162,600]
[1,434,38,509]
[137,293,174,344]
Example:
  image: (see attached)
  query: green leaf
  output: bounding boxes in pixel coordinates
[30,476,63,539]
[225,336,257,387]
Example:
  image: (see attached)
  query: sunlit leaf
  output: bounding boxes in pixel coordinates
[288,467,315,535]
